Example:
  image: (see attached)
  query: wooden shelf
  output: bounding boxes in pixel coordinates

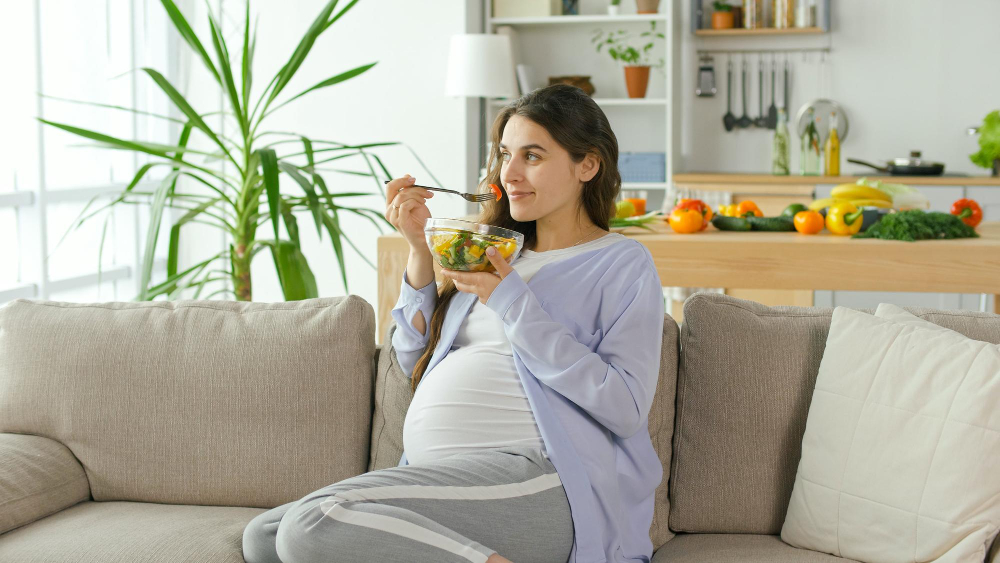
[491,13,668,26]
[673,173,1000,187]
[623,182,668,190]
[488,98,667,107]
[694,27,825,36]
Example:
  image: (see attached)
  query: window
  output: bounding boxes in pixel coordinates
[1,0,179,304]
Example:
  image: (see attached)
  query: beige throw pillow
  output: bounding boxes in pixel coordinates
[781,305,1000,562]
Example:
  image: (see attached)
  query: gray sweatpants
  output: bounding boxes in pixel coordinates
[242,446,573,563]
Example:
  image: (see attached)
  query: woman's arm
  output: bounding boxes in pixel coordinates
[485,266,665,439]
[389,252,438,377]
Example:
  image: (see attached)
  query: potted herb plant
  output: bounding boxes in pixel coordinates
[608,0,621,16]
[592,22,666,99]
[970,110,1000,177]
[711,1,736,29]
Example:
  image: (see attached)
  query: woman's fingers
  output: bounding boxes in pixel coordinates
[384,175,416,207]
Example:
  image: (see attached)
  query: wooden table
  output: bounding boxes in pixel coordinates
[376,222,1000,343]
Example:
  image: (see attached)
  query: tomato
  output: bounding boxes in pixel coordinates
[793,210,824,234]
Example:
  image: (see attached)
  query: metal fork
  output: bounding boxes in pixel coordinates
[383,181,496,203]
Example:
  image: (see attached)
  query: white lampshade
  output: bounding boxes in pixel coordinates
[444,34,518,99]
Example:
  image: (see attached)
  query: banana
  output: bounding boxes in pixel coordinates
[830,183,892,203]
[807,197,849,211]
[849,199,893,209]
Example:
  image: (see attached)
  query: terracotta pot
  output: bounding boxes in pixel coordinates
[711,10,735,29]
[624,66,650,99]
[636,0,660,14]
[548,75,596,96]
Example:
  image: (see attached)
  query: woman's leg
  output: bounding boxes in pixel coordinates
[264,446,572,563]
[243,501,295,563]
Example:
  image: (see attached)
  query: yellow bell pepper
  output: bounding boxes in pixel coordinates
[468,245,484,259]
[825,201,864,235]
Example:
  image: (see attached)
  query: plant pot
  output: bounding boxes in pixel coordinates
[624,66,650,99]
[607,4,620,15]
[636,0,660,14]
[711,10,735,28]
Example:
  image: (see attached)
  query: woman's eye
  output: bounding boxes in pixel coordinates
[526,153,540,161]
[500,152,511,161]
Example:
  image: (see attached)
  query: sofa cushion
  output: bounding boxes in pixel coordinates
[0,501,263,562]
[0,433,90,535]
[782,305,1000,562]
[369,315,681,551]
[651,534,859,562]
[669,293,1000,535]
[0,297,375,508]
[368,324,414,472]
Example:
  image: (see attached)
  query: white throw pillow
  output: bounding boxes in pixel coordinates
[781,305,1000,563]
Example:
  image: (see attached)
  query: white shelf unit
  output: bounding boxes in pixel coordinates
[483,1,677,213]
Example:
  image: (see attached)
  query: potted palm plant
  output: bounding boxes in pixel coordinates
[591,22,665,99]
[42,0,431,302]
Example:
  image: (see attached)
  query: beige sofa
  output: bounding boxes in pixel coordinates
[0,293,997,562]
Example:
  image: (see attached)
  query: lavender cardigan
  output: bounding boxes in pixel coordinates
[390,239,665,563]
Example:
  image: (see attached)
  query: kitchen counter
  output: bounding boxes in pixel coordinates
[674,173,1000,186]
[375,222,1000,342]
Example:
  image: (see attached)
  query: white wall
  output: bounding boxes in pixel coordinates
[182,0,474,311]
[677,0,1000,175]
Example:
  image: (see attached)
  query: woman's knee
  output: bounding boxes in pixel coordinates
[242,510,284,563]
[275,498,338,563]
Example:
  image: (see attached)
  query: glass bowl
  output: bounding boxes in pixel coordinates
[424,218,525,272]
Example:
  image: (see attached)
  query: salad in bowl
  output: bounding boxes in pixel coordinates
[424,218,524,272]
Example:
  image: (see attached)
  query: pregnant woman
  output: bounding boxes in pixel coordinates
[243,84,665,563]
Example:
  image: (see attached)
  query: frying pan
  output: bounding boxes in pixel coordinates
[847,151,945,176]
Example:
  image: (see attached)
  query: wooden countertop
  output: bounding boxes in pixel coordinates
[376,221,1000,340]
[674,173,1000,186]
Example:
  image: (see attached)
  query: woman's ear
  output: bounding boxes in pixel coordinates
[578,153,601,183]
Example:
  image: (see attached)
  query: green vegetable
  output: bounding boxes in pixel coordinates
[748,216,796,231]
[711,215,752,231]
[852,210,979,242]
[609,211,660,231]
[781,203,808,218]
[970,110,1000,170]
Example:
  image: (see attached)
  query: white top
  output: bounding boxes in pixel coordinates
[402,233,625,465]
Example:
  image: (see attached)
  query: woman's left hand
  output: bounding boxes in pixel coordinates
[441,246,515,305]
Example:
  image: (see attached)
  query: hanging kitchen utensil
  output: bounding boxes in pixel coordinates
[847,151,946,176]
[795,98,849,142]
[723,58,736,131]
[753,55,767,128]
[736,57,751,128]
[783,56,791,116]
[696,55,716,97]
[765,56,778,129]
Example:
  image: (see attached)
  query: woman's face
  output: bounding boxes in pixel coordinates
[498,115,599,223]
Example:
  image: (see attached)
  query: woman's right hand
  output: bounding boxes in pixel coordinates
[385,175,433,252]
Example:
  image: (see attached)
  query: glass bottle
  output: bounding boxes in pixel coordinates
[772,108,790,175]
[743,0,761,29]
[800,109,821,176]
[824,111,841,176]
[773,0,794,28]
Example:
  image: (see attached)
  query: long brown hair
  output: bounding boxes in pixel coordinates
[410,84,622,389]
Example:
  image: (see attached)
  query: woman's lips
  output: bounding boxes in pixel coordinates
[508,192,533,201]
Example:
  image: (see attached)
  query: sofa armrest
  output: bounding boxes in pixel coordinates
[0,433,90,535]
[989,532,1000,563]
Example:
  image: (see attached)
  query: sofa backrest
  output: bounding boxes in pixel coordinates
[368,315,681,551]
[0,297,376,509]
[668,292,1000,535]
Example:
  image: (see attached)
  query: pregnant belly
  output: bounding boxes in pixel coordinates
[402,349,544,465]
